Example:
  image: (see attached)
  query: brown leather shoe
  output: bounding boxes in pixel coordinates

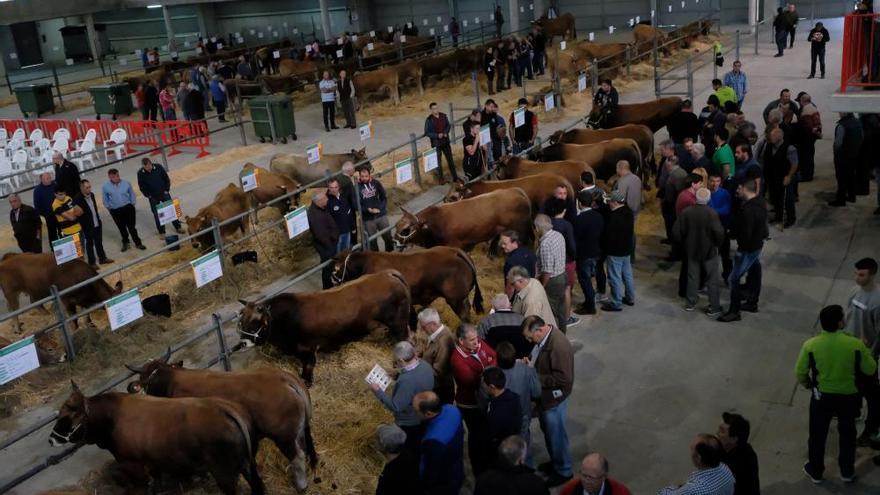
[99,258,115,264]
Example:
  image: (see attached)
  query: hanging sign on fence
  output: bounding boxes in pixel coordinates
[217,43,224,49]
[211,37,217,42]
[273,50,281,59]
[437,16,442,23]
[106,289,144,331]
[306,143,323,164]
[156,199,182,226]
[479,124,492,146]
[370,30,376,37]
[336,49,344,58]
[273,32,279,38]
[400,35,407,43]
[120,58,128,66]
[530,3,534,10]
[652,9,656,17]
[258,32,264,38]
[359,121,373,141]
[490,13,494,21]
[608,26,615,34]
[305,45,312,53]
[475,17,481,24]
[65,58,74,66]
[514,107,526,128]
[422,148,438,172]
[668,5,673,12]
[544,93,556,112]
[395,159,413,185]
[191,250,223,288]
[294,28,300,34]
[239,37,245,44]
[196,47,203,54]
[423,19,429,26]
[463,20,468,27]
[388,26,394,33]
[367,43,375,51]
[629,19,634,27]
[241,168,260,192]
[407,22,412,28]
[135,49,142,56]
[578,73,587,93]
[352,34,359,42]
[560,40,566,50]
[338,37,344,45]
[52,234,82,265]
[444,25,449,32]
[681,0,685,7]
[185,41,191,48]
[430,28,436,36]
[284,206,309,239]
[250,29,256,35]
[0,337,40,385]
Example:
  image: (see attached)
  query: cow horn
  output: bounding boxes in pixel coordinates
[70,380,81,393]
[238,298,249,306]
[159,347,172,363]
[125,363,145,374]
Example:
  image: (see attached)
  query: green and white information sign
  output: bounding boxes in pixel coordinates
[479,124,492,146]
[105,289,144,331]
[0,337,40,385]
[52,233,82,265]
[422,148,438,172]
[155,198,181,226]
[544,93,555,112]
[191,250,223,288]
[514,107,525,128]
[285,206,310,239]
[395,159,413,185]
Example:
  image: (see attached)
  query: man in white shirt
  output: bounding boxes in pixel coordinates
[319,71,338,132]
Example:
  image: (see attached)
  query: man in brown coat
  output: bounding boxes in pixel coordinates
[418,307,456,404]
[522,315,574,487]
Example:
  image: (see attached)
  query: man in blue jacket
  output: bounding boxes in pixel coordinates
[33,172,60,243]
[414,391,464,495]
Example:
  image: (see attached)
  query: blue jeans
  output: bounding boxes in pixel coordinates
[727,249,762,313]
[606,255,635,308]
[538,398,572,477]
[576,257,597,306]
[336,232,351,254]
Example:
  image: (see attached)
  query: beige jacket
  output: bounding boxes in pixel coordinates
[422,326,455,391]
[512,278,557,328]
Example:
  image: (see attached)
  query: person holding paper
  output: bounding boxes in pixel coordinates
[510,98,538,154]
[307,191,339,289]
[424,102,458,184]
[462,122,487,181]
[370,341,434,453]
[8,194,42,254]
[319,71,339,132]
[73,180,114,269]
[137,158,183,236]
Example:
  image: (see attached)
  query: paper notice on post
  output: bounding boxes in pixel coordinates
[422,148,438,172]
[306,143,322,164]
[105,289,144,331]
[273,50,281,59]
[155,198,182,226]
[479,124,491,146]
[578,73,587,93]
[191,250,223,288]
[52,234,83,265]
[514,107,525,128]
[365,364,392,391]
[400,35,407,43]
[544,93,556,112]
[395,159,413,185]
[284,207,309,239]
[359,121,373,141]
[0,337,40,385]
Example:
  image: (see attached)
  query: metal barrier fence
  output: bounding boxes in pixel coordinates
[840,12,880,93]
[654,25,737,101]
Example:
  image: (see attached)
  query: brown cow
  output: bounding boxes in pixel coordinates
[397,60,424,96]
[587,96,683,132]
[278,59,319,79]
[573,41,631,66]
[535,13,577,41]
[419,51,461,82]
[184,184,250,250]
[494,155,595,188]
[545,47,589,83]
[393,188,533,252]
[332,247,483,320]
[0,334,65,365]
[49,383,264,495]
[444,173,574,213]
[256,74,302,94]
[240,163,300,216]
[126,353,316,492]
[0,253,122,333]
[633,24,670,56]
[238,269,411,385]
[549,124,655,173]
[539,138,643,180]
[270,147,368,186]
[354,65,401,104]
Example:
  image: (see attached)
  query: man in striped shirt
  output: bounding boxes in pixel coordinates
[658,434,735,495]
[535,214,568,332]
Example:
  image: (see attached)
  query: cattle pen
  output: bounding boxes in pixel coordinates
[0,10,728,494]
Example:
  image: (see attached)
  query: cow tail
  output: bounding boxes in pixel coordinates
[225,407,255,458]
[455,249,483,314]
[286,374,319,470]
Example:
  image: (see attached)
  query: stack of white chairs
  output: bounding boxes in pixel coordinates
[31,138,51,165]
[73,139,97,172]
[0,154,15,195]
[6,138,23,159]
[25,129,44,160]
[0,128,8,149]
[103,128,127,162]
[10,149,27,188]
[51,137,69,159]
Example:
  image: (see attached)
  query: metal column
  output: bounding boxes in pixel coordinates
[319,0,333,41]
[85,14,102,67]
[162,6,176,50]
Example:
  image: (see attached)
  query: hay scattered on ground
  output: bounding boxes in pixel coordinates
[168,143,274,187]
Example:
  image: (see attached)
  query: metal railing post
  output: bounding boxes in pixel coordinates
[409,133,422,186]
[211,218,226,270]
[653,36,660,98]
[4,73,12,96]
[448,103,456,143]
[625,45,632,78]
[51,65,65,111]
[212,313,232,371]
[237,101,247,146]
[265,101,276,142]
[157,132,169,170]
[50,285,76,362]
[351,172,369,251]
[590,59,598,97]
[713,55,718,80]
[471,71,481,109]
[686,57,694,101]
[735,29,741,61]
[754,23,759,55]
[480,25,485,45]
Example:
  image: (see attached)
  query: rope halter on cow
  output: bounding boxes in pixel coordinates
[238,304,272,345]
[330,252,352,286]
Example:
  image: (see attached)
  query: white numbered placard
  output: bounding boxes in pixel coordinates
[196,47,203,54]
[370,30,376,37]
[284,207,309,239]
[479,124,491,146]
[135,49,142,56]
[365,364,392,391]
[422,148,438,172]
[578,73,587,93]
[217,43,223,49]
[544,93,555,111]
[490,14,495,20]
[400,35,407,43]
[191,250,223,288]
[258,32,264,38]
[636,16,641,23]
[155,198,181,226]
[407,22,412,28]
[388,26,393,33]
[629,18,634,27]
[352,34,358,42]
[395,159,413,185]
[120,57,128,66]
[520,6,525,12]
[444,25,449,32]
[608,26,615,34]
[423,19,428,26]
[669,5,673,12]
[273,50,281,59]
[475,17,480,24]
[65,58,74,66]
[336,49,344,58]
[211,37,217,42]
[530,3,534,10]
[368,43,375,51]
[306,143,322,164]
[430,28,436,36]
[273,32,279,38]
[514,107,525,128]
[437,16,442,23]
[241,168,259,192]
[681,0,685,7]
[250,29,256,35]
[0,337,40,385]
[171,51,179,59]
[294,28,300,34]
[560,41,566,51]
[463,20,468,27]
[589,32,595,41]
[359,121,373,141]
[105,289,144,331]
[337,37,343,45]
[184,41,190,48]
[52,234,82,265]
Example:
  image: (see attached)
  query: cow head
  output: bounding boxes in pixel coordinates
[392,208,425,251]
[331,249,363,285]
[350,147,368,164]
[548,130,566,145]
[124,347,179,396]
[184,215,216,250]
[443,179,471,203]
[49,381,88,446]
[494,154,513,179]
[238,299,272,347]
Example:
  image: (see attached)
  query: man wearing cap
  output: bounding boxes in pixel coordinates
[601,190,635,312]
[418,308,456,404]
[375,424,421,494]
[672,188,725,315]
[718,412,760,495]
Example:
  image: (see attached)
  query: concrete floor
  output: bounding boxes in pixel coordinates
[1,15,880,494]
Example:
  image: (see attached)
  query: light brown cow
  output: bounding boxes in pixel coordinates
[419,51,461,81]
[549,124,655,172]
[545,47,589,83]
[269,148,368,185]
[587,96,683,132]
[573,41,631,65]
[240,163,300,217]
[397,60,424,96]
[184,184,250,250]
[494,155,595,188]
[278,59,319,79]
[535,13,577,41]
[633,24,669,55]
[354,66,401,104]
[540,138,643,180]
[444,173,574,213]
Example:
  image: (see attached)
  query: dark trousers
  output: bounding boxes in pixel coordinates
[145,104,158,121]
[81,224,107,264]
[576,257,597,312]
[719,233,732,279]
[596,255,607,294]
[661,201,676,242]
[768,178,796,223]
[435,385,455,405]
[775,30,787,55]
[806,392,860,479]
[148,193,182,234]
[788,26,796,48]
[810,47,826,77]
[834,157,857,202]
[108,204,142,245]
[15,233,42,254]
[400,423,426,456]
[799,139,817,181]
[508,61,520,87]
[485,70,494,94]
[340,98,356,128]
[459,406,490,477]
[318,247,334,289]
[862,374,880,436]
[43,215,60,243]
[532,51,544,75]
[322,101,336,130]
[495,65,506,91]
[728,250,761,313]
[214,99,226,121]
[435,142,458,181]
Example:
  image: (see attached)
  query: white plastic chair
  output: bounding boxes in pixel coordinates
[73,139,97,172]
[51,138,69,159]
[26,128,43,145]
[51,128,70,143]
[30,138,51,163]
[0,128,8,149]
[10,149,27,189]
[103,128,127,162]
[11,128,25,143]
[75,128,97,149]
[6,138,23,158]
[0,155,15,195]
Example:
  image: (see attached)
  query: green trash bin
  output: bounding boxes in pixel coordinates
[248,95,297,143]
[88,83,133,121]
[13,83,55,118]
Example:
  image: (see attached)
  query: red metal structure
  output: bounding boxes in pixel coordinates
[841,12,880,93]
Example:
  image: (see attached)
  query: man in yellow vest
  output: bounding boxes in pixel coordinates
[712,79,737,110]
[52,188,82,238]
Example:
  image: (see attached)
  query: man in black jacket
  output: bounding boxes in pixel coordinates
[307,190,339,289]
[573,189,604,315]
[137,158,183,235]
[673,187,725,316]
[807,22,830,79]
[327,178,352,253]
[357,164,393,252]
[144,79,159,121]
[424,102,458,184]
[474,435,549,495]
[718,412,761,495]
[668,100,701,144]
[337,69,357,129]
[719,179,768,322]
[73,180,113,268]
[52,152,81,198]
[829,113,863,207]
[375,424,421,495]
[482,367,522,461]
[601,191,635,312]
[8,194,42,253]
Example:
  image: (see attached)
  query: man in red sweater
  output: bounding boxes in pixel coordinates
[450,324,497,476]
[560,452,632,495]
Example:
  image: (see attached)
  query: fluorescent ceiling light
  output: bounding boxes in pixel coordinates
[146,4,162,8]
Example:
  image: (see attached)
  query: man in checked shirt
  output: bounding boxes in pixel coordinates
[534,214,567,332]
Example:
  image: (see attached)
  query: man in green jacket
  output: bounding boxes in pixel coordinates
[795,305,877,484]
[712,79,737,110]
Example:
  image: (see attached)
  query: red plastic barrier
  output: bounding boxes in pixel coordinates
[34,119,78,148]
[841,12,880,93]
[159,120,210,158]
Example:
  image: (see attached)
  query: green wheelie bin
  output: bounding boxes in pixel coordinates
[248,95,297,143]
[88,83,133,120]
[13,83,55,118]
